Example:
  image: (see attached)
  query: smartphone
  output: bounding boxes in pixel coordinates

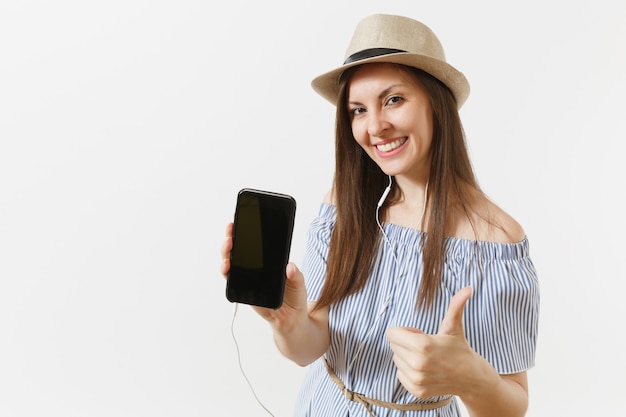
[226,188,296,309]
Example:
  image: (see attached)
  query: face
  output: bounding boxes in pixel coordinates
[347,63,433,180]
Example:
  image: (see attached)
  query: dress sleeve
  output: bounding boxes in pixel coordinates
[445,240,541,374]
[301,204,336,302]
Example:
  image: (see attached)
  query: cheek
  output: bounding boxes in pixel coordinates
[350,120,368,147]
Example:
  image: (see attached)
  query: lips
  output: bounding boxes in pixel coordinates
[376,137,407,153]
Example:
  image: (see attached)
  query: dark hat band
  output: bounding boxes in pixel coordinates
[343,48,406,65]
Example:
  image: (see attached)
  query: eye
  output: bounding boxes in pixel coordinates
[385,95,404,106]
[349,106,366,117]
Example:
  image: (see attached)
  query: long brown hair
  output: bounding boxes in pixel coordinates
[314,64,480,310]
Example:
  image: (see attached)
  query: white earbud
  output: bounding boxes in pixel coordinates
[377,186,391,207]
[377,175,393,207]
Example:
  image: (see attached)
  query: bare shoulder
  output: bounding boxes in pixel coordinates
[481,199,526,243]
[322,188,336,205]
[450,194,526,243]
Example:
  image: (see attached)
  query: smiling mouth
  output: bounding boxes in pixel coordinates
[376,138,407,153]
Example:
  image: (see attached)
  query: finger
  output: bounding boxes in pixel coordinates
[283,263,307,298]
[286,264,315,315]
[286,262,298,281]
[438,286,472,336]
[386,326,425,353]
[219,223,234,277]
[220,257,230,278]
[220,223,233,254]
[387,326,423,342]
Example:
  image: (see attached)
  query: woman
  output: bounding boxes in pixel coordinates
[221,13,539,417]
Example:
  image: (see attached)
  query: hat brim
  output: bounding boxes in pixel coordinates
[311,52,470,109]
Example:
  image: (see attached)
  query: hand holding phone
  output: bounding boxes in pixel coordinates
[225,188,296,309]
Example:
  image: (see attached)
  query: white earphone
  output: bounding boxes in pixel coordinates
[346,175,428,374]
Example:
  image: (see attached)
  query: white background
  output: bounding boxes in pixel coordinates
[1,0,625,416]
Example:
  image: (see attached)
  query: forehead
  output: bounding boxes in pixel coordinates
[348,63,422,96]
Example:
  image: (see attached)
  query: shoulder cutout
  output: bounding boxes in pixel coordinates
[448,197,526,243]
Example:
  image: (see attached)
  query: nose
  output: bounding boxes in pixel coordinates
[367,110,391,137]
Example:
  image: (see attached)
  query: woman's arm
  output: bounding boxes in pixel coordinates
[270,295,330,367]
[387,287,529,417]
[221,224,330,366]
[460,367,528,417]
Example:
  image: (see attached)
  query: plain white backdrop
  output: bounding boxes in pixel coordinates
[1,0,625,416]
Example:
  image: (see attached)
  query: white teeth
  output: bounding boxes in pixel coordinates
[376,138,406,152]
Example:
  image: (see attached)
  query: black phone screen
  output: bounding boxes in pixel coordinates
[226,188,296,309]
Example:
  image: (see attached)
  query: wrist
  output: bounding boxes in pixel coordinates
[457,352,499,402]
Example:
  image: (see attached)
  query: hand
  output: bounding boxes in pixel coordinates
[219,223,309,330]
[219,222,235,279]
[386,286,477,399]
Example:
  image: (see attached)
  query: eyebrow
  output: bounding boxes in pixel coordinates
[348,83,404,106]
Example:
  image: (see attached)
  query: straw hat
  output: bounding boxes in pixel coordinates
[311,14,470,109]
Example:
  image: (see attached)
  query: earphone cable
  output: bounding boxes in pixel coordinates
[348,176,401,373]
[230,303,276,416]
[347,176,428,373]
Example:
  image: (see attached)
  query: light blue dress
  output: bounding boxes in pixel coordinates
[293,203,540,416]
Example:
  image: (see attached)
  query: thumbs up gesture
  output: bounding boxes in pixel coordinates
[386,286,477,399]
